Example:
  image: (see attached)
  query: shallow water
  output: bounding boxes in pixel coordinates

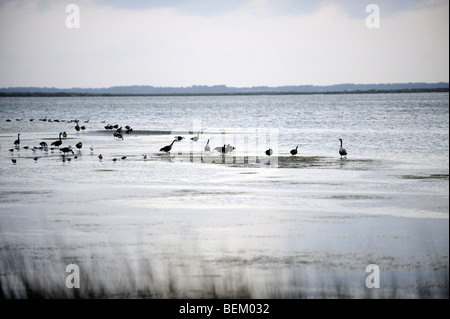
[0,93,448,298]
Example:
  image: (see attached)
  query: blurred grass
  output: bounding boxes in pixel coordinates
[1,244,448,299]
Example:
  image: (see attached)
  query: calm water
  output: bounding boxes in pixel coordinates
[0,93,448,298]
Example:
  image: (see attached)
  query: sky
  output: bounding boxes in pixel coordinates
[0,0,448,88]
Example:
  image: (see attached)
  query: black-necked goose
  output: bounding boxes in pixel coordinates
[339,139,347,158]
[160,140,176,154]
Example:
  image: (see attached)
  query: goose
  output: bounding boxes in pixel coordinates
[190,132,200,142]
[98,154,103,160]
[75,122,80,132]
[339,139,347,158]
[33,157,38,162]
[204,139,210,152]
[11,158,16,164]
[114,132,124,140]
[75,142,82,150]
[121,156,127,160]
[14,134,20,147]
[62,131,67,139]
[160,140,176,154]
[40,141,48,147]
[51,133,63,148]
[60,147,74,155]
[290,146,298,156]
[221,144,226,154]
[174,136,185,142]
[265,148,273,156]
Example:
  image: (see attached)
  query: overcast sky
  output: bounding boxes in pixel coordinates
[0,0,448,88]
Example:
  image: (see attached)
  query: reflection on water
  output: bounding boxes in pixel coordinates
[0,93,448,298]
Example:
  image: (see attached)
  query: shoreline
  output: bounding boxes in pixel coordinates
[0,88,448,97]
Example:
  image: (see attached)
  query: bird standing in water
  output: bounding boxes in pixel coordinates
[14,134,20,147]
[51,133,63,148]
[339,139,347,159]
[290,146,298,156]
[160,140,176,154]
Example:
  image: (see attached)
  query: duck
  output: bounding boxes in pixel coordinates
[339,139,347,159]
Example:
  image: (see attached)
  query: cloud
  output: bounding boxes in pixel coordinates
[0,0,448,87]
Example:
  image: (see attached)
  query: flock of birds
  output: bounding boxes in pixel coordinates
[5,119,348,165]
[158,133,348,159]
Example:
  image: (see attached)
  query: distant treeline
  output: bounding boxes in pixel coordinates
[0,83,448,97]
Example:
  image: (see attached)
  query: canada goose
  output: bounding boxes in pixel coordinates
[75,142,82,150]
[265,149,273,156]
[98,154,103,160]
[60,147,74,155]
[204,139,210,152]
[174,136,185,142]
[14,134,20,147]
[114,132,124,140]
[51,133,63,148]
[339,139,347,158]
[221,144,226,154]
[160,140,176,153]
[62,131,67,139]
[121,156,127,160]
[11,158,16,164]
[290,146,298,156]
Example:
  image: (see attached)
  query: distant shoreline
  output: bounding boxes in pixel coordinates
[0,88,448,97]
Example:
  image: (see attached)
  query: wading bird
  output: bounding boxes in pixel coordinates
[14,134,20,147]
[290,146,298,156]
[51,133,63,148]
[160,140,176,154]
[60,147,74,155]
[339,139,347,159]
